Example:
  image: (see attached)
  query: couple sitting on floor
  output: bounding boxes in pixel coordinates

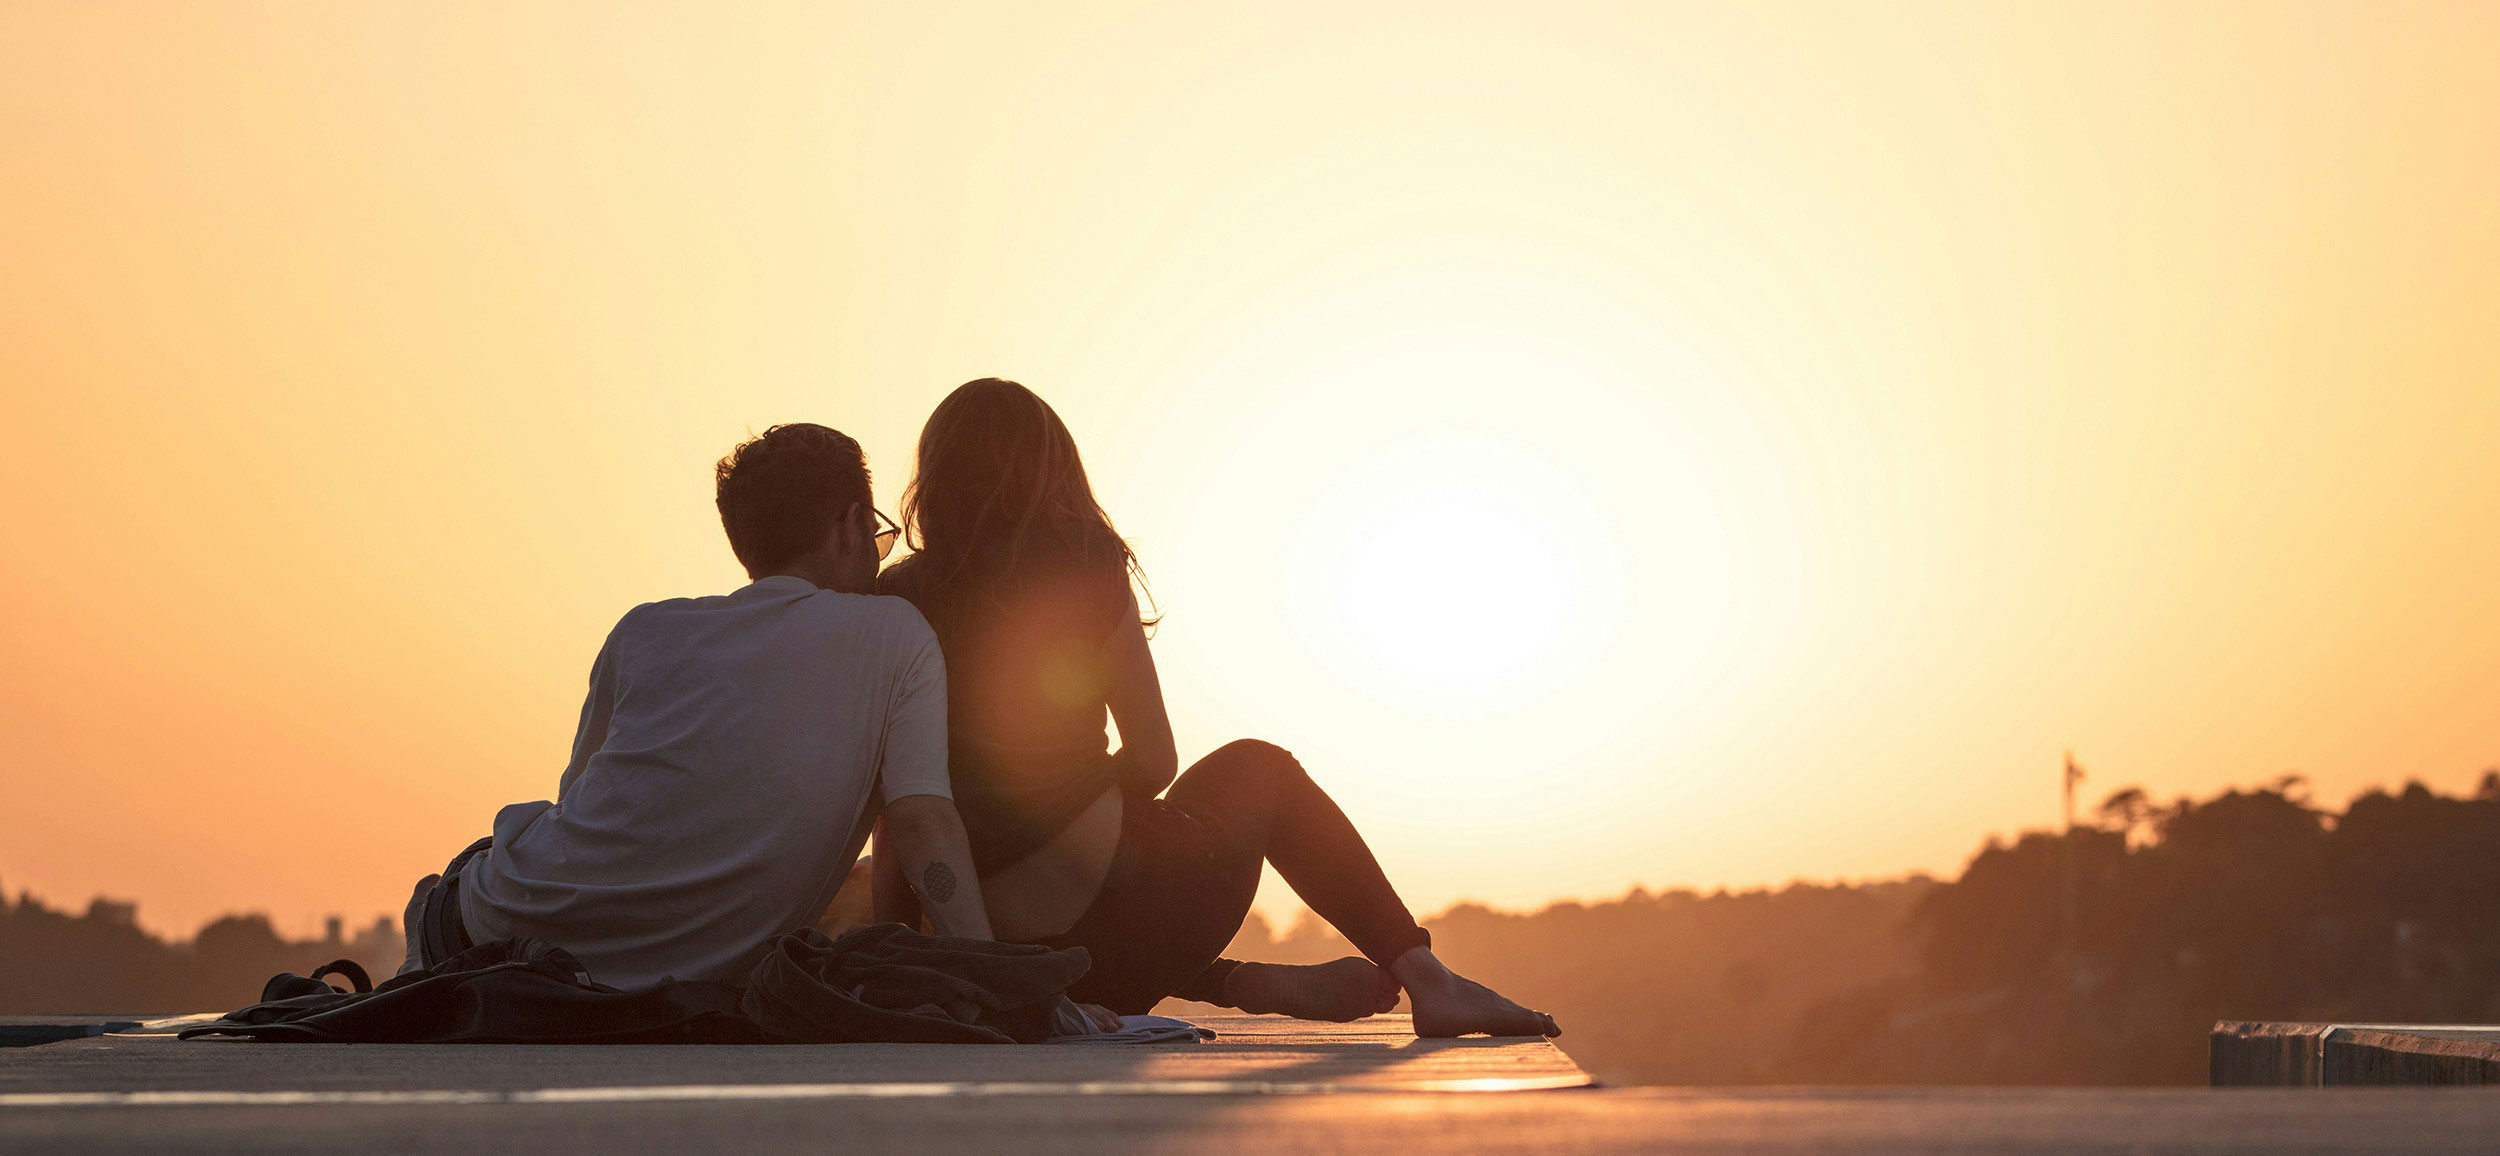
[399,378,1557,1040]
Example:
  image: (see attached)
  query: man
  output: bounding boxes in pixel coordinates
[399,423,1001,990]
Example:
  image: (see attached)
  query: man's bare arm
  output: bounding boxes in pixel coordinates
[869,819,923,928]
[881,794,993,940]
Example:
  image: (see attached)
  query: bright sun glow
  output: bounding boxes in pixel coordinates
[1289,433,1611,718]
[1348,500,1559,687]
[1157,277,1808,772]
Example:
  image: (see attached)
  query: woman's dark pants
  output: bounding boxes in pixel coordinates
[1035,739,1432,1015]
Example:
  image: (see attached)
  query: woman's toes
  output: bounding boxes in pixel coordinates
[1490,1005,1551,1037]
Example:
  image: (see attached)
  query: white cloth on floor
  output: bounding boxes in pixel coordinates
[1048,1014,1216,1045]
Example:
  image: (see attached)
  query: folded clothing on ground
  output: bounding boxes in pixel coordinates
[179,924,1092,1046]
[1048,1014,1217,1045]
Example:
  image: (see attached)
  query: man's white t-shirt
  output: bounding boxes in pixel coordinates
[457,575,949,989]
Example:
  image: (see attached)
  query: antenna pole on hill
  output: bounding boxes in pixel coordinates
[2060,751,2085,966]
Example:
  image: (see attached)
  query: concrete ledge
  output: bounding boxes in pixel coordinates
[0,1014,1589,1099]
[2211,1021,2331,1086]
[2212,1021,2500,1086]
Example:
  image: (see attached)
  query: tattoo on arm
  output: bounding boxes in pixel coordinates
[920,862,958,905]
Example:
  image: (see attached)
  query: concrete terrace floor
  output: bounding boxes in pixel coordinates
[7,1014,2500,1154]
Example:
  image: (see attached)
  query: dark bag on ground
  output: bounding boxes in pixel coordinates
[740,922,1092,1044]
[180,938,764,1044]
[179,924,1092,1045]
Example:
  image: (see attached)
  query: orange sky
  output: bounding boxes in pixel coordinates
[4,2,2498,939]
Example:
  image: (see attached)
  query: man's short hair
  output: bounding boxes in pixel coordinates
[715,423,873,578]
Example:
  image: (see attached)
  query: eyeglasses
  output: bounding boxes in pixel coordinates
[873,507,902,560]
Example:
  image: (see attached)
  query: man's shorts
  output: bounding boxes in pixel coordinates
[410,836,494,971]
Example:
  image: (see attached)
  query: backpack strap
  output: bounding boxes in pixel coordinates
[310,959,374,993]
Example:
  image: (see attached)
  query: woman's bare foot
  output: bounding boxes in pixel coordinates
[1391,947,1559,1038]
[397,874,439,977]
[1222,958,1402,1022]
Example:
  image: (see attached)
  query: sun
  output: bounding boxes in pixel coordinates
[1150,273,1805,752]
[1345,498,1563,689]
[1287,431,1625,719]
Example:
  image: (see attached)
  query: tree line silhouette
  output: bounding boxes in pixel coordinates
[0,893,398,1017]
[1201,773,2500,1085]
[8,772,2497,1084]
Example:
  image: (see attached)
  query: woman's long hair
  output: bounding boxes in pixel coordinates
[900,378,1157,631]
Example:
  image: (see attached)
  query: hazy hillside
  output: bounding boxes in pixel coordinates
[1206,775,2500,1085]
[9,774,2497,1085]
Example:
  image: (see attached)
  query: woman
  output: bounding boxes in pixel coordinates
[874,378,1556,1037]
